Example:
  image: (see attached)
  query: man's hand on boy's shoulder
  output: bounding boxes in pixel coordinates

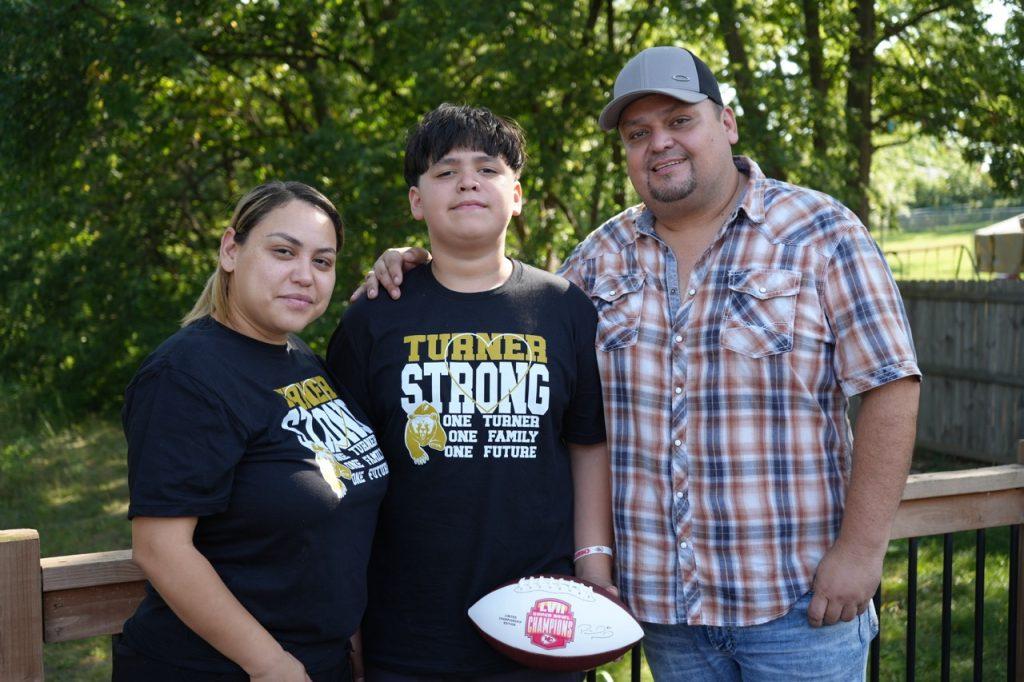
[350,247,432,302]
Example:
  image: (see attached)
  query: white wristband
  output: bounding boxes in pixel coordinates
[573,545,613,562]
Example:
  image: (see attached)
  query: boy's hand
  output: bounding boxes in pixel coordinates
[350,247,432,301]
[574,555,618,598]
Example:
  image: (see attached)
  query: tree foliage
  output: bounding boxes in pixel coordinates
[1,0,1020,417]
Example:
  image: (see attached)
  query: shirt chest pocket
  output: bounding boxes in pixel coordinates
[721,268,801,358]
[590,272,645,352]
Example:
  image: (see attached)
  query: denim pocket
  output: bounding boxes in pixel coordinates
[858,600,880,645]
[591,272,645,351]
[720,268,801,358]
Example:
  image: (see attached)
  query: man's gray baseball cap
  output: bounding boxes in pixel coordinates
[599,46,723,131]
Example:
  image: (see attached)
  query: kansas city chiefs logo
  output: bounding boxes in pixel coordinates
[525,598,576,650]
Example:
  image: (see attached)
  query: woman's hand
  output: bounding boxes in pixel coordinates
[350,629,365,682]
[249,649,311,682]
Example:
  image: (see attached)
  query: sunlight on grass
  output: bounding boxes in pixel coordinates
[876,221,1003,281]
[878,531,1010,680]
[1,417,131,680]
[594,650,653,681]
[102,499,129,516]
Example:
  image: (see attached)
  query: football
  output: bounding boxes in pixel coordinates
[467,575,643,672]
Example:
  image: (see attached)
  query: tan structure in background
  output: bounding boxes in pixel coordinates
[975,214,1024,277]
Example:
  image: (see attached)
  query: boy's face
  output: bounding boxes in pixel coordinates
[408,148,522,251]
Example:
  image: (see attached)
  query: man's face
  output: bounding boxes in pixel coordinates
[408,148,522,252]
[617,95,738,210]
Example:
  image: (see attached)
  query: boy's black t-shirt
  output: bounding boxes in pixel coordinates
[327,260,606,675]
[121,316,389,674]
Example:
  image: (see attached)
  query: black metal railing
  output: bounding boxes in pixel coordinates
[873,528,1018,681]
[588,525,1021,681]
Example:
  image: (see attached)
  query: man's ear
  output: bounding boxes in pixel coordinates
[721,106,740,146]
[219,228,240,273]
[409,185,425,221]
[511,180,523,217]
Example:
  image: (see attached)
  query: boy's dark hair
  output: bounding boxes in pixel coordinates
[403,103,527,187]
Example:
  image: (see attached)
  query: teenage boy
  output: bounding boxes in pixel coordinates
[326,104,613,680]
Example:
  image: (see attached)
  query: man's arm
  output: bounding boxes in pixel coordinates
[807,376,919,626]
[350,247,431,301]
[568,441,616,591]
[353,241,592,301]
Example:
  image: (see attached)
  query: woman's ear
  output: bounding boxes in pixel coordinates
[219,228,239,273]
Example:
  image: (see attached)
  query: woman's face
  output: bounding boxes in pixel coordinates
[219,200,337,344]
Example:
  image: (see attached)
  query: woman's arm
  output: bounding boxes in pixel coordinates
[131,516,311,682]
[568,441,615,591]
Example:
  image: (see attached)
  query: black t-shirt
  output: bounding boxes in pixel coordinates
[327,260,605,675]
[121,316,389,674]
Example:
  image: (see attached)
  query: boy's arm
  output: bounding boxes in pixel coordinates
[568,440,615,592]
[351,247,432,301]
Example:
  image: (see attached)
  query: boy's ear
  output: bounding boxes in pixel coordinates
[511,179,523,217]
[409,185,425,221]
[219,228,240,273]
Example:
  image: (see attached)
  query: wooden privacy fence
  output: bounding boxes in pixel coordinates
[900,280,1024,463]
[3,450,1024,680]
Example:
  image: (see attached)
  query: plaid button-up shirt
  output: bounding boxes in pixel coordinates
[559,157,920,626]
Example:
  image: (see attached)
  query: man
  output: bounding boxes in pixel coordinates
[363,47,920,680]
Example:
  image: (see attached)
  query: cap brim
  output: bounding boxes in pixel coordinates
[598,89,710,131]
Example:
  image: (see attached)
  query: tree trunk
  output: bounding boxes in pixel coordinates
[802,0,829,158]
[845,0,875,227]
[713,0,783,180]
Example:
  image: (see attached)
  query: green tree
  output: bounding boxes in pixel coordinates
[1,0,1020,419]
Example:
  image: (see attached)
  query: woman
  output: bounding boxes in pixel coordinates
[114,182,388,682]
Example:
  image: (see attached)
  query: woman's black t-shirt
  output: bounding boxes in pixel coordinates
[121,316,388,674]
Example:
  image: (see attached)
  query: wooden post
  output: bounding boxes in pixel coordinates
[1018,442,1024,674]
[0,529,43,681]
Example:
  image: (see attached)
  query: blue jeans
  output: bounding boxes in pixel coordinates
[641,592,878,681]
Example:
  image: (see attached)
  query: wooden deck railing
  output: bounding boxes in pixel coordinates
[3,444,1024,680]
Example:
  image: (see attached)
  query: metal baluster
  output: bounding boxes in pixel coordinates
[942,533,954,682]
[975,529,985,681]
[1009,525,1019,682]
[870,585,881,682]
[907,537,918,682]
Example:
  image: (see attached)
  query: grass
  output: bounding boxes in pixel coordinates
[1,418,1012,680]
[0,417,130,681]
[875,221,994,281]
[879,532,1011,680]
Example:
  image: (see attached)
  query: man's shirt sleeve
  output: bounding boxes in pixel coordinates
[822,223,922,396]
